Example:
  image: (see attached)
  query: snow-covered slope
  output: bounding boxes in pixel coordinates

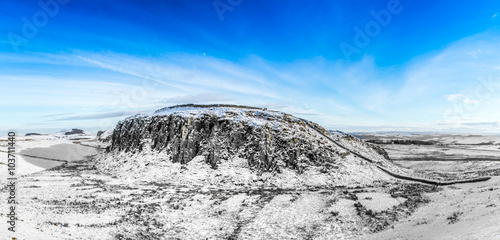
[96,104,397,185]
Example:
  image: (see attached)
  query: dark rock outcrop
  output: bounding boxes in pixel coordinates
[65,128,84,135]
[108,105,389,173]
[368,144,391,161]
[25,133,42,136]
[96,130,112,142]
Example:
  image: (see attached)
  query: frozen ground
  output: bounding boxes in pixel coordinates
[358,133,500,176]
[382,144,500,161]
[355,134,500,239]
[0,153,435,239]
[0,135,72,185]
[0,135,98,175]
[356,132,500,145]
[1,132,499,239]
[369,176,500,240]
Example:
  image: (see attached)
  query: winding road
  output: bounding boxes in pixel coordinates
[299,118,491,186]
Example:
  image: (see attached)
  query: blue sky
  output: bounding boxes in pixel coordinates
[1,0,500,134]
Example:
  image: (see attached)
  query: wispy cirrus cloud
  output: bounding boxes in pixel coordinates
[444,93,481,104]
[445,94,465,102]
[52,111,140,121]
[462,121,499,127]
[163,93,232,104]
[4,30,500,134]
[75,53,284,100]
[39,113,74,118]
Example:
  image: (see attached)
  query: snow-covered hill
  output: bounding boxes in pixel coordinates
[5,105,496,239]
[96,104,398,186]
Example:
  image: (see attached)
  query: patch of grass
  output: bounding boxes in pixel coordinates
[354,183,438,232]
[46,221,70,227]
[447,211,463,224]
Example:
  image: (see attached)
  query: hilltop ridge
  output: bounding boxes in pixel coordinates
[95,104,402,187]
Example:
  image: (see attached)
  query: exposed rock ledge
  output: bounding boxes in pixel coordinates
[108,104,392,173]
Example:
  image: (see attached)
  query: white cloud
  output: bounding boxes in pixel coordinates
[445,93,465,102]
[163,93,231,104]
[4,31,500,134]
[75,53,283,100]
[463,98,481,105]
[466,48,481,58]
[444,94,481,104]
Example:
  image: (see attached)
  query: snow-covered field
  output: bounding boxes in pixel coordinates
[0,134,98,177]
[1,128,499,239]
[0,146,432,239]
[357,133,500,239]
[0,135,70,184]
[356,132,500,145]
[383,144,500,161]
[358,132,500,173]
[369,176,500,240]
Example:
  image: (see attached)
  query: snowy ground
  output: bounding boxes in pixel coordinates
[1,133,499,239]
[358,133,500,178]
[356,133,500,145]
[0,135,70,185]
[368,176,500,240]
[383,144,500,161]
[0,155,434,240]
[356,133,500,239]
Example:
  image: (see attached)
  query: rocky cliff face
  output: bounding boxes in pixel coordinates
[108,104,391,173]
